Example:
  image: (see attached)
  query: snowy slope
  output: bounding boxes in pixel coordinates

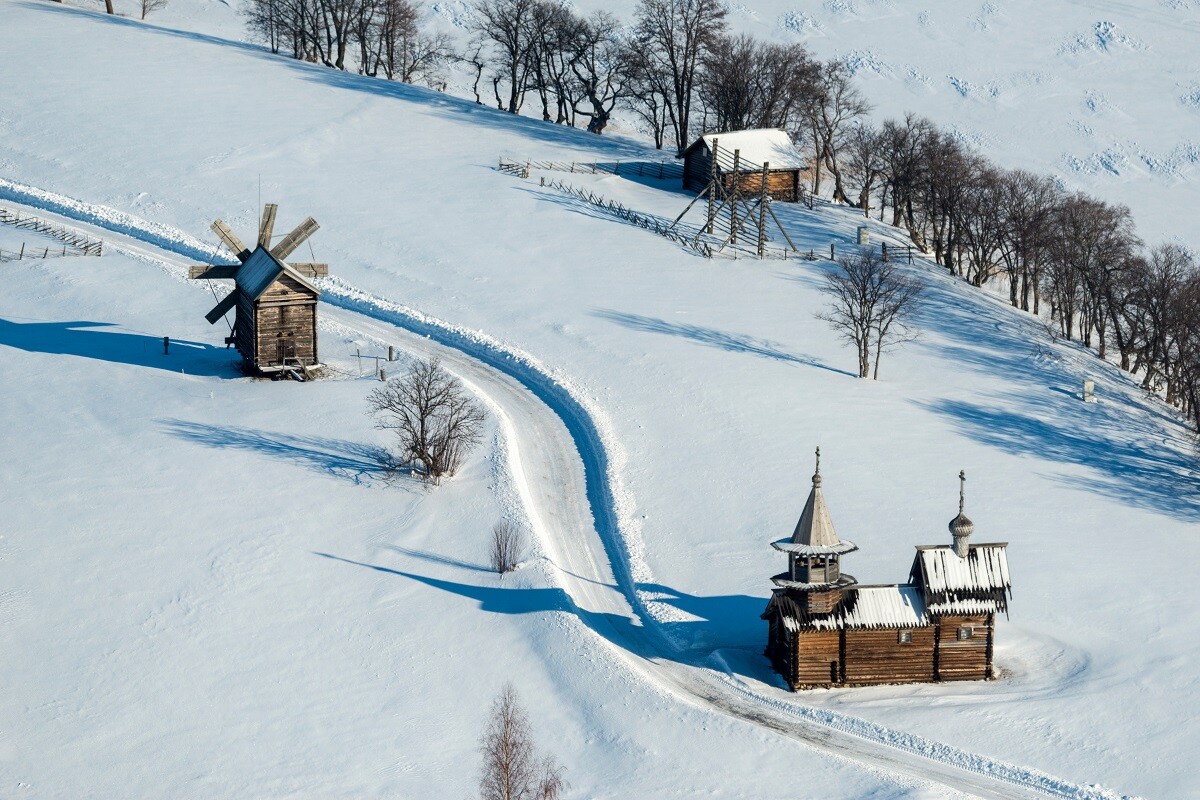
[2,2,1198,798]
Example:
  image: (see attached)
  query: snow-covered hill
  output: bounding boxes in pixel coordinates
[2,2,1197,798]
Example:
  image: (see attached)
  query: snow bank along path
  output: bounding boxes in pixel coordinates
[0,177,1135,800]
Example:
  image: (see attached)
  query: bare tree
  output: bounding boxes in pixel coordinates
[479,683,566,800]
[843,121,885,217]
[803,59,870,203]
[489,519,526,574]
[141,0,168,19]
[367,357,485,482]
[818,248,925,379]
[472,0,539,113]
[633,0,727,157]
[567,12,633,134]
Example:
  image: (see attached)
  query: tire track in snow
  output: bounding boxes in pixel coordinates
[0,178,1136,800]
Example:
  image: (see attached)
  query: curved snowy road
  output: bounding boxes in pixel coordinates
[0,184,1129,800]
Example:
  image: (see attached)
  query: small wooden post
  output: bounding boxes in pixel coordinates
[356,348,362,376]
[18,243,23,260]
[388,345,395,361]
[706,138,718,234]
[730,149,742,245]
[757,161,770,259]
[882,241,889,262]
[830,242,836,260]
[379,368,387,381]
[163,336,170,355]
[43,247,49,258]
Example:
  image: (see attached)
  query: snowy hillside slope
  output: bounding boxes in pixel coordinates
[61,0,1200,247]
[1,1,1198,798]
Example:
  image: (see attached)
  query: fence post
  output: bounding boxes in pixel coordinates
[706,138,719,235]
[757,161,770,259]
[730,149,742,244]
[388,345,395,362]
[830,243,836,260]
[615,160,620,175]
[163,336,170,355]
[882,241,889,262]
[18,243,23,260]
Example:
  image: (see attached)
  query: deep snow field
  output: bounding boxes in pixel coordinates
[2,1,1200,798]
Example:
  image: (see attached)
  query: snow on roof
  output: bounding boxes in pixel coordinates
[926,597,1003,616]
[237,246,319,301]
[916,544,1010,596]
[698,129,807,171]
[772,539,858,556]
[773,585,930,631]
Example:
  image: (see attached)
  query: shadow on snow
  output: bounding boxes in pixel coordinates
[0,317,239,376]
[593,308,855,377]
[161,419,394,484]
[314,552,769,662]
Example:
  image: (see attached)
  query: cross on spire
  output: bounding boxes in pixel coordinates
[959,469,966,514]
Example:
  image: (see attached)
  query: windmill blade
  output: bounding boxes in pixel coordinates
[286,262,328,278]
[270,217,319,261]
[188,264,240,280]
[258,203,278,247]
[204,292,238,325]
[211,219,252,262]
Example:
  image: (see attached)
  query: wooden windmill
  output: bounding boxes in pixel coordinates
[189,204,328,375]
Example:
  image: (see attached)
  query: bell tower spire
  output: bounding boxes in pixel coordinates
[770,448,858,614]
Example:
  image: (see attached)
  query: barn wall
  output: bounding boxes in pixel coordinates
[683,147,712,193]
[720,170,801,202]
[935,614,991,681]
[795,629,840,687]
[843,627,936,685]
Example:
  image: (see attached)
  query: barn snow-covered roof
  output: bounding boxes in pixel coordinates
[697,128,808,171]
[237,246,319,301]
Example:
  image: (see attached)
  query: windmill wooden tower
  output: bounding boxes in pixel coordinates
[189,204,328,376]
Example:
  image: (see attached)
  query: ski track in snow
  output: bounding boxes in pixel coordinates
[0,177,1138,800]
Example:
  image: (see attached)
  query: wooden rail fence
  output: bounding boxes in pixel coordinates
[499,156,683,181]
[0,207,104,259]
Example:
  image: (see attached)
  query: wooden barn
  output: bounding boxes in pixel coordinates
[189,204,328,376]
[682,128,809,202]
[762,453,1011,690]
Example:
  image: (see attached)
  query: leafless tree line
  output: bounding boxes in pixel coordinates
[839,113,1200,429]
[243,0,452,84]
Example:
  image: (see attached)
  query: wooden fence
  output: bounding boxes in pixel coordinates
[538,176,712,257]
[0,207,104,258]
[499,156,683,181]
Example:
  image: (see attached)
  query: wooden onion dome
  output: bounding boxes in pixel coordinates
[948,470,975,558]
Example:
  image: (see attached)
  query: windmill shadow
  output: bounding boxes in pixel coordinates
[162,419,395,484]
[0,318,239,377]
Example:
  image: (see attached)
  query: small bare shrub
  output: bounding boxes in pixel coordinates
[489,519,526,574]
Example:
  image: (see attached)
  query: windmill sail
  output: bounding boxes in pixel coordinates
[258,203,278,247]
[204,291,238,325]
[270,217,319,261]
[211,219,251,262]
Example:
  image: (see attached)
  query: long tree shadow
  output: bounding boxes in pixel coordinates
[315,553,770,667]
[0,318,239,377]
[593,309,854,377]
[161,419,394,484]
[903,259,1200,520]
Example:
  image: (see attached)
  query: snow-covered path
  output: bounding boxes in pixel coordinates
[0,182,1133,800]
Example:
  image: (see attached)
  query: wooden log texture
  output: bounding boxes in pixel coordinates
[843,627,936,685]
[935,614,991,681]
[795,629,840,687]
